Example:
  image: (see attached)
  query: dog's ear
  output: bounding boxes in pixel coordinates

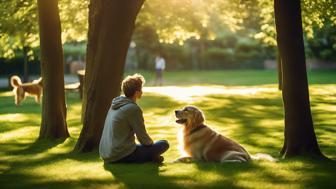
[193,109,205,125]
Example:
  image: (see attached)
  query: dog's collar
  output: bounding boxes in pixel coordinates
[188,124,206,135]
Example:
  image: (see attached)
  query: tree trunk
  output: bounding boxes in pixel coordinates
[74,0,144,152]
[23,46,29,82]
[274,0,325,159]
[37,0,69,139]
[276,51,282,90]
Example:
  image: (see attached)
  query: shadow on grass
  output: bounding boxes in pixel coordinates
[10,138,67,155]
[192,94,284,156]
[194,159,336,188]
[139,93,183,115]
[1,85,336,189]
[302,159,336,189]
[193,162,260,188]
[104,163,184,189]
[0,172,120,189]
[0,120,40,133]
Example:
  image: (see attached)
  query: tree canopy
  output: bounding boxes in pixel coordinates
[256,0,336,46]
[0,0,88,58]
[0,0,38,58]
[0,0,335,59]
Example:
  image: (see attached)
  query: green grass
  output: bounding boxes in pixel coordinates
[1,70,336,189]
[126,69,336,86]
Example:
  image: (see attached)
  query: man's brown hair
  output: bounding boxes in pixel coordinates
[121,74,145,97]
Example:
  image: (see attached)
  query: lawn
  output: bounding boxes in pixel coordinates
[0,70,335,189]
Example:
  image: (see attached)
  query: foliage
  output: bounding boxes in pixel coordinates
[1,0,335,64]
[133,0,336,67]
[255,0,336,46]
[137,0,335,48]
[137,0,246,44]
[0,0,38,58]
[63,42,86,61]
[133,31,267,70]
[0,0,88,59]
[58,0,88,42]
[306,21,336,61]
[200,37,264,69]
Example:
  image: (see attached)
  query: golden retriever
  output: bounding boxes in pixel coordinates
[175,105,252,163]
[10,75,43,105]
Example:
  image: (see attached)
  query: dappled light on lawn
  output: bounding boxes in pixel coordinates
[0,113,36,122]
[144,85,277,103]
[0,82,335,188]
[0,126,37,142]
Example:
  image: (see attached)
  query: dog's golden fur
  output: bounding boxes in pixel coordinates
[10,75,43,105]
[175,105,251,163]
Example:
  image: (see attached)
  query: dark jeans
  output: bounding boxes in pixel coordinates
[114,140,169,163]
[156,69,163,78]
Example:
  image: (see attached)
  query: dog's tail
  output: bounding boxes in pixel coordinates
[251,153,278,162]
[10,75,22,87]
[33,77,43,85]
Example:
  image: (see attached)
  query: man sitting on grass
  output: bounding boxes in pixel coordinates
[99,74,169,163]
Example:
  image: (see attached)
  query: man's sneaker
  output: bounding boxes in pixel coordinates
[153,156,164,164]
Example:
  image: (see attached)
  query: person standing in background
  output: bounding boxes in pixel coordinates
[155,53,166,86]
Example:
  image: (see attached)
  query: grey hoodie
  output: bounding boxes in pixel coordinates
[99,96,153,162]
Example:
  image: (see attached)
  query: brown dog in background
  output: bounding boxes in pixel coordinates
[10,75,43,105]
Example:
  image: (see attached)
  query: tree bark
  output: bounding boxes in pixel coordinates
[276,51,282,90]
[274,0,325,158]
[74,0,144,152]
[23,46,29,82]
[37,0,69,139]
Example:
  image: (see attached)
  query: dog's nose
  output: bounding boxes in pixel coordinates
[175,110,178,114]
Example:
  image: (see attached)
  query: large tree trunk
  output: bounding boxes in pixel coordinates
[37,0,69,139]
[74,0,144,152]
[274,0,325,158]
[276,51,282,90]
[23,46,29,82]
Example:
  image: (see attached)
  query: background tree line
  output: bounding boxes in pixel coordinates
[1,0,336,77]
